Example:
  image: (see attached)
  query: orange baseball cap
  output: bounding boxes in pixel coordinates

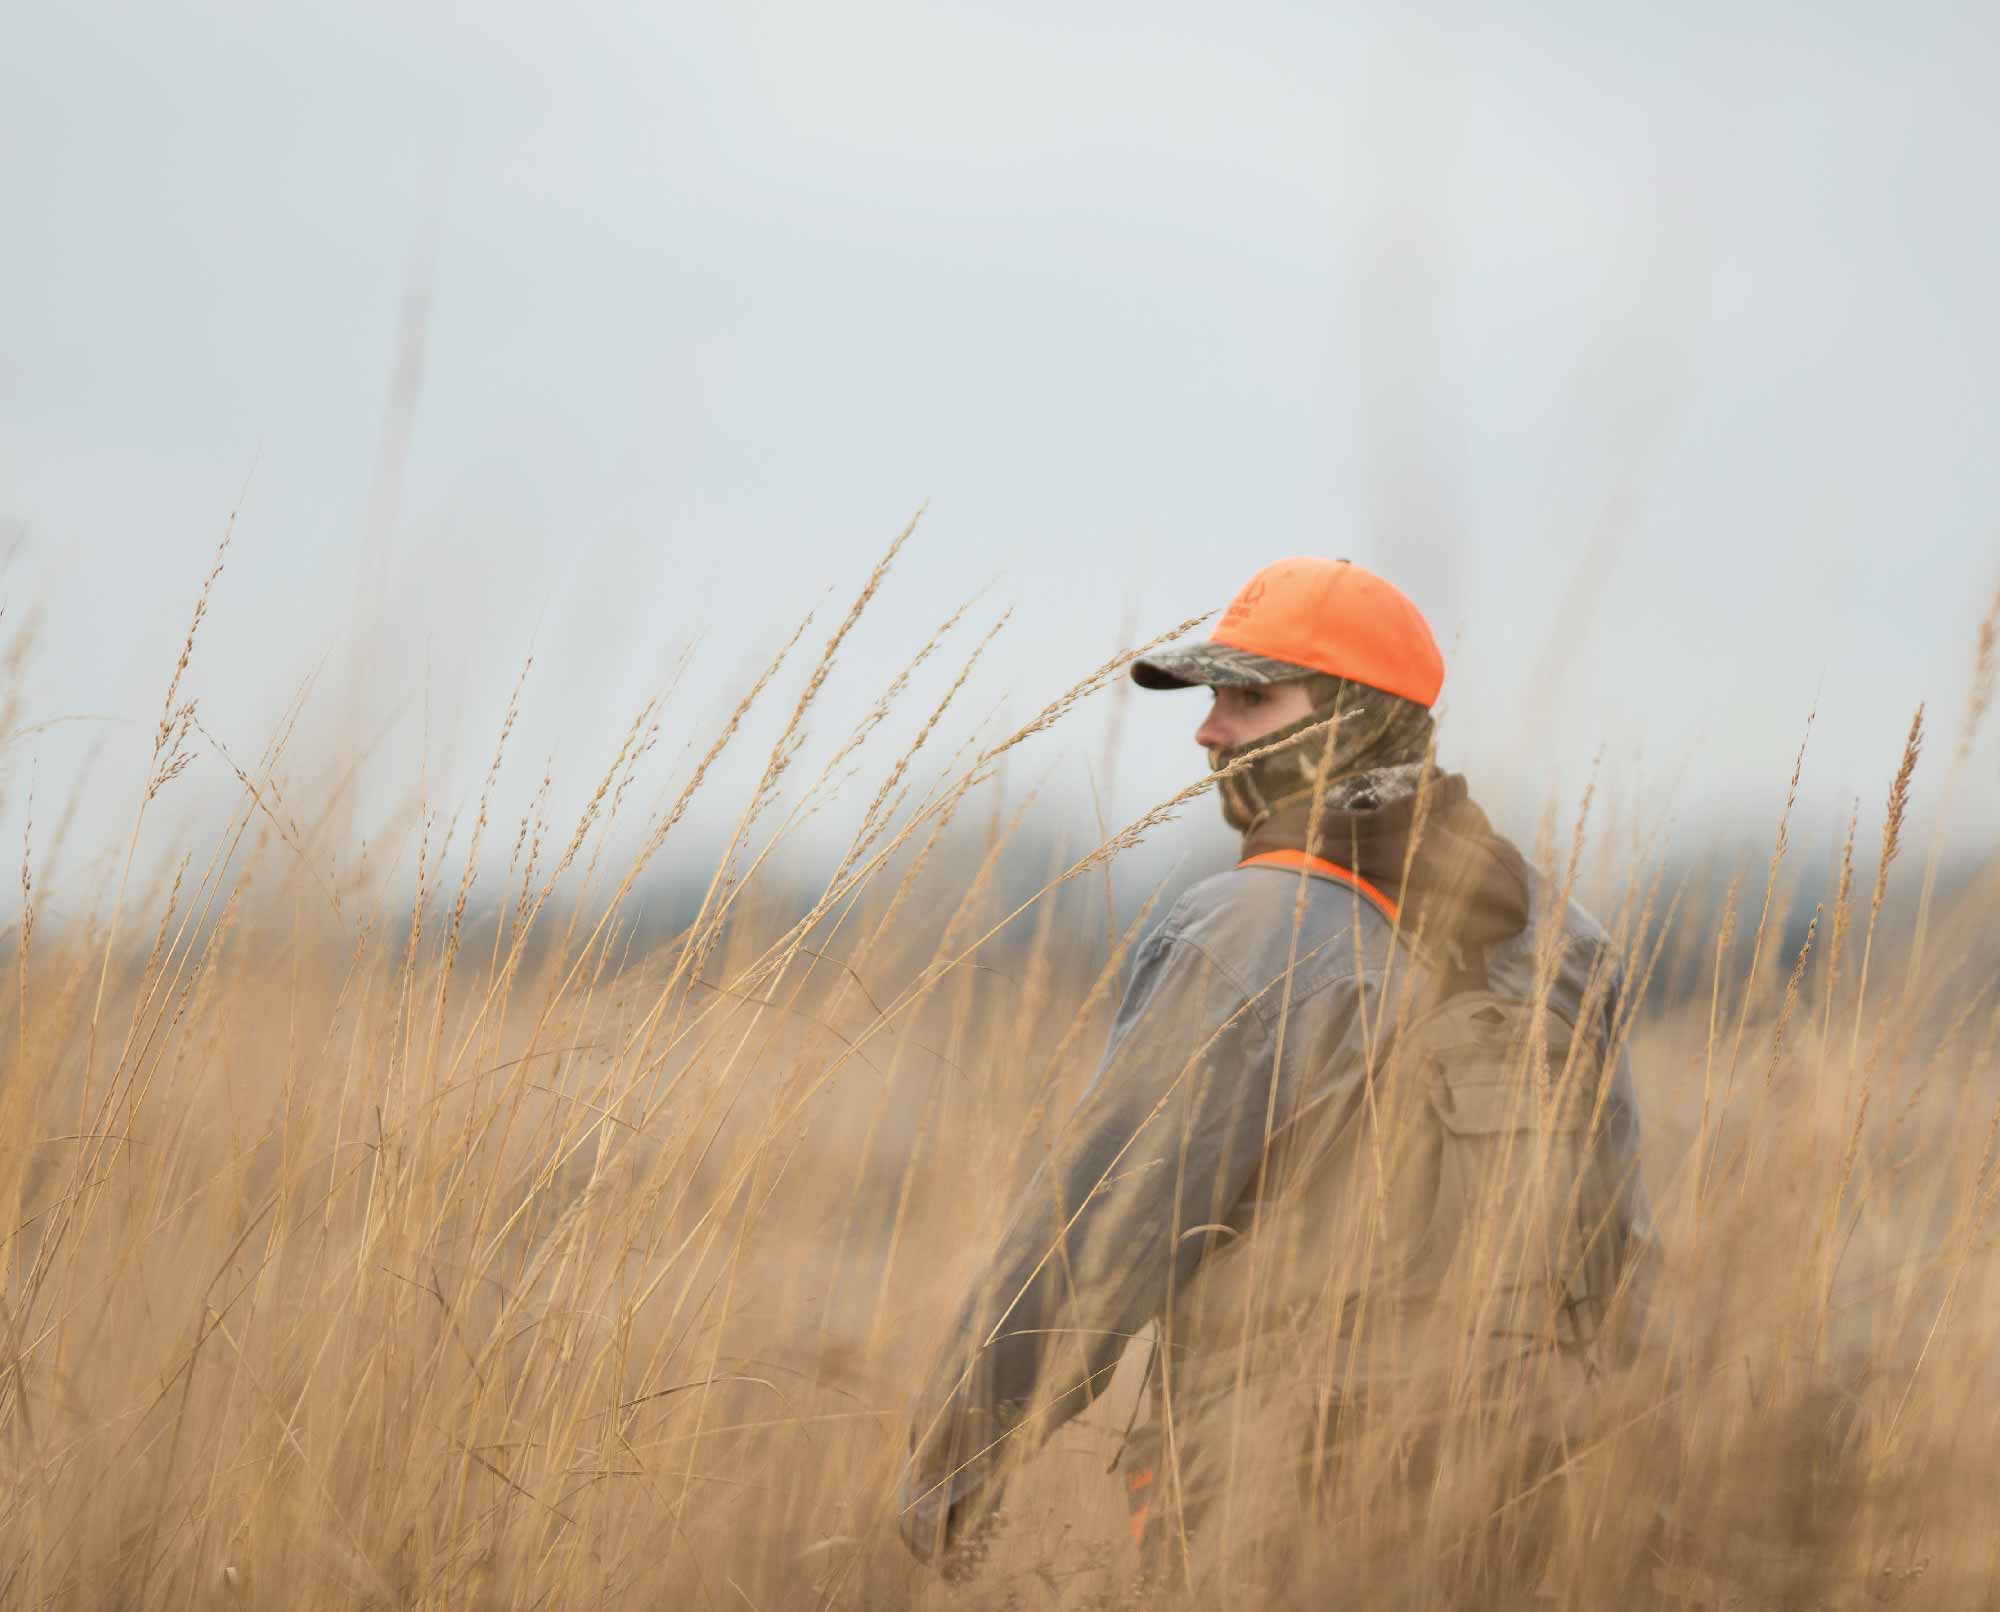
[1131,557,1445,708]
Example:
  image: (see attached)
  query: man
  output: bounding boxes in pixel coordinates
[896,556,1659,1591]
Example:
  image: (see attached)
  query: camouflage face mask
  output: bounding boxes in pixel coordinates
[1210,674,1435,835]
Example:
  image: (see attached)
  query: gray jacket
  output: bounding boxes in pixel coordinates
[897,853,1659,1560]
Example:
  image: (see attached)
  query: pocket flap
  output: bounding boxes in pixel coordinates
[1429,1074,1589,1135]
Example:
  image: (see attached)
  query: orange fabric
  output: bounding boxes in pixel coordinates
[1125,1467,1156,1547]
[1237,848,1400,925]
[1213,556,1444,708]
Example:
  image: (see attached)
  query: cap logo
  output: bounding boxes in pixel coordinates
[1218,578,1267,632]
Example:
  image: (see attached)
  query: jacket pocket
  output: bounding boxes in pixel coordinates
[1422,1053,1605,1350]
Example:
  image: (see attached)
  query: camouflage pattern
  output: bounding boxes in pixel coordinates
[1131,639,1320,689]
[1212,674,1435,835]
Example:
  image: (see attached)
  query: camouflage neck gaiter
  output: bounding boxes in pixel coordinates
[1211,674,1435,836]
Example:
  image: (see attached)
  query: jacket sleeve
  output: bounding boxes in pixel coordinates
[895,911,1370,1561]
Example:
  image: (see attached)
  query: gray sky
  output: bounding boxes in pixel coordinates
[4,0,1995,913]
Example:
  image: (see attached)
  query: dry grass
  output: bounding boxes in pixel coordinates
[1,547,1998,1610]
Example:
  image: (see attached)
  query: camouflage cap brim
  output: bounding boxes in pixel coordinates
[1130,641,1314,690]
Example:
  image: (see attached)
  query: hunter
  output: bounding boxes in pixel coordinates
[896,556,1660,1589]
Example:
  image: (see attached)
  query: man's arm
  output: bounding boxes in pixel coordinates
[896,898,1376,1560]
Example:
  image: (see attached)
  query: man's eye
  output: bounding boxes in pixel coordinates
[1240,689,1264,706]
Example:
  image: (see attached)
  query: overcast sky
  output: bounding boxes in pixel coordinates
[4,0,1995,915]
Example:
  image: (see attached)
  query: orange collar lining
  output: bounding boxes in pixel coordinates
[1236,848,1401,924]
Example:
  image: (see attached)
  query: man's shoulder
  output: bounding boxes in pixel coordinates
[1153,864,1393,988]
[1521,863,1617,952]
[1170,861,1400,921]
[1493,866,1624,1007]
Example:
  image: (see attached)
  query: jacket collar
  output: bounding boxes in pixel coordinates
[1239,767,1532,956]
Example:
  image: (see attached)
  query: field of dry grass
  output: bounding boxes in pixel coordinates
[2,535,1997,1610]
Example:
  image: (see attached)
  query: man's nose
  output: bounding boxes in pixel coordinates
[1194,704,1227,750]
